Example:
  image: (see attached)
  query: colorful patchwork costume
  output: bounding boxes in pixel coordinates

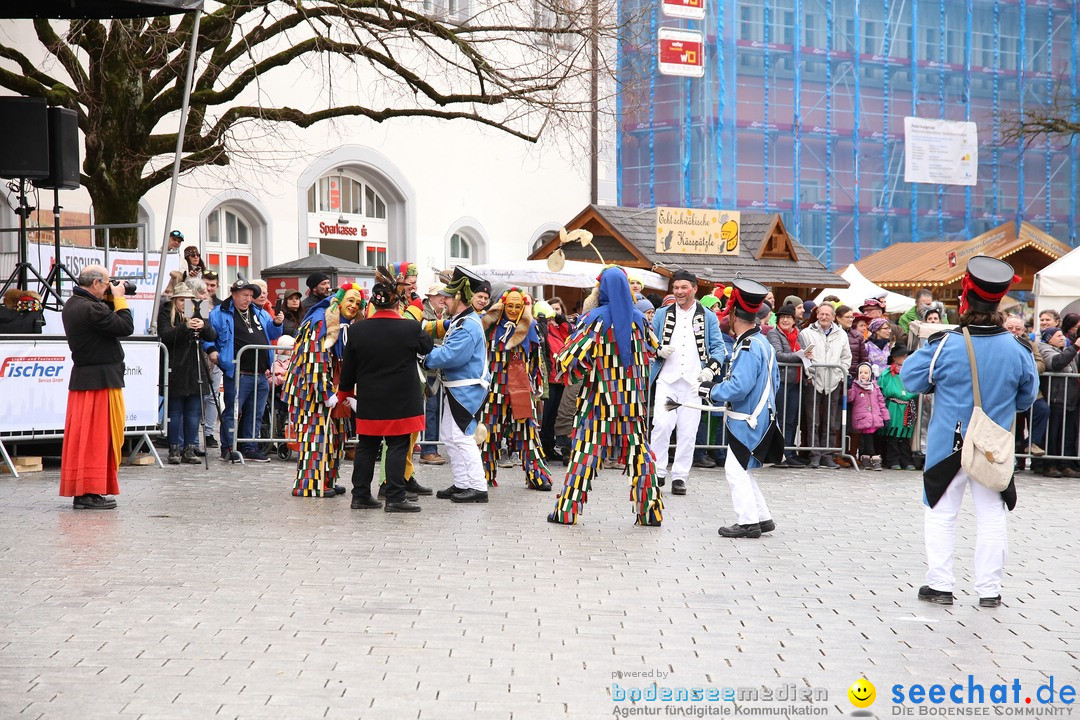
[548,267,664,526]
[283,284,366,497]
[479,289,552,489]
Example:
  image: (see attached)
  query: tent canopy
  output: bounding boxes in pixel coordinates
[4,0,202,18]
[813,264,916,314]
[468,260,669,290]
[1034,246,1080,319]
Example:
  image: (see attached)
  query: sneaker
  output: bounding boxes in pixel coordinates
[918,585,954,605]
[1029,444,1045,457]
[819,456,839,469]
[497,450,513,468]
[204,435,219,449]
[871,456,883,471]
[978,595,1002,608]
[889,464,902,471]
[903,464,917,471]
[242,449,270,463]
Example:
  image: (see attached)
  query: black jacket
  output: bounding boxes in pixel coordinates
[158,302,218,397]
[62,287,135,390]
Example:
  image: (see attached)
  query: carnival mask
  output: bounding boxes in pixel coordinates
[503,291,525,322]
[339,289,364,319]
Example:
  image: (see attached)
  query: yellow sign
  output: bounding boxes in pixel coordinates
[655,207,740,255]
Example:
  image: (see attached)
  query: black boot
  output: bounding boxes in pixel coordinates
[181,446,200,464]
[168,445,181,465]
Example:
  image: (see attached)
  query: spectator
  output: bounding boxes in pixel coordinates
[768,304,810,467]
[1003,315,1048,468]
[848,362,888,470]
[278,290,303,337]
[471,281,492,315]
[182,245,207,279]
[1039,309,1061,333]
[203,271,222,308]
[835,305,867,379]
[540,296,572,459]
[1038,327,1080,478]
[302,272,333,314]
[866,318,893,376]
[167,229,184,252]
[899,288,935,333]
[252,280,274,315]
[797,303,851,468]
[419,282,449,466]
[880,346,918,470]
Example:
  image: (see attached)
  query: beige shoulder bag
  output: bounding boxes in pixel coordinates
[960,328,1015,491]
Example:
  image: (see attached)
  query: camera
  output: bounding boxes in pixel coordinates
[107,280,137,297]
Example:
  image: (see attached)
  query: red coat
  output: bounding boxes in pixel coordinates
[848,381,888,433]
[546,319,571,384]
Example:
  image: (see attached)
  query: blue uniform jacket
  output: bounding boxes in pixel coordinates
[423,307,489,434]
[205,299,283,378]
[706,328,781,469]
[901,325,1038,508]
[649,302,727,384]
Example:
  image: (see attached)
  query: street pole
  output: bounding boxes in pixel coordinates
[589,0,599,206]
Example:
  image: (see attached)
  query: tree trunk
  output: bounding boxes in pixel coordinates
[86,184,142,249]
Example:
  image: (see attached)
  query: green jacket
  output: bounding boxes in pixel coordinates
[879,366,918,438]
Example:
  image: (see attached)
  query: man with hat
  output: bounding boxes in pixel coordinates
[206,277,284,462]
[901,256,1038,608]
[422,266,491,503]
[168,229,184,252]
[860,297,903,345]
[418,282,449,466]
[698,278,785,538]
[649,269,726,496]
[302,272,333,315]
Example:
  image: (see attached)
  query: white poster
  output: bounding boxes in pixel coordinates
[903,117,978,186]
[0,338,161,435]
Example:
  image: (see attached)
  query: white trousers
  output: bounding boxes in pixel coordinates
[651,378,701,482]
[724,452,771,525]
[440,396,486,492]
[924,468,1008,597]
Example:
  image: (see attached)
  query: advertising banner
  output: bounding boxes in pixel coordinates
[658,28,705,77]
[662,0,705,20]
[0,337,161,435]
[903,117,978,186]
[655,207,740,255]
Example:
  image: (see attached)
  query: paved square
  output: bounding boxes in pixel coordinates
[1,457,1078,719]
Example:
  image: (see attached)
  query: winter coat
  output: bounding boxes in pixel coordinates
[797,322,851,393]
[766,325,802,384]
[1038,342,1079,409]
[546,317,571,384]
[848,380,888,433]
[158,302,217,397]
[846,327,868,378]
[62,287,135,391]
[866,338,891,377]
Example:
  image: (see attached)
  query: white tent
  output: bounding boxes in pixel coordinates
[813,264,916,314]
[469,260,668,290]
[1034,246,1080,319]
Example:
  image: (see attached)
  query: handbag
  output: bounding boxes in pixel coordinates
[959,327,1015,491]
[505,352,534,422]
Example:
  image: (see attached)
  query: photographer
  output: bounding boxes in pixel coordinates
[158,276,218,465]
[59,265,135,510]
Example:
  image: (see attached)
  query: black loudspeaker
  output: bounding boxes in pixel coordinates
[0,96,50,180]
[33,107,80,190]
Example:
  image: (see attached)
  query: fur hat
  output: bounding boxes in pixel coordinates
[2,288,42,312]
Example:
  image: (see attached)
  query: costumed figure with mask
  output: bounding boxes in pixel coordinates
[547,267,664,527]
[901,256,1038,608]
[478,288,552,490]
[282,283,367,498]
[422,266,492,503]
[697,279,785,539]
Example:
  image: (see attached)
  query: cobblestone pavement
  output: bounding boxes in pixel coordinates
[1,455,1078,720]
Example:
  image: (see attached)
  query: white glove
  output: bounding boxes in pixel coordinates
[346,397,357,413]
[325,394,338,409]
[657,345,674,359]
[697,367,714,383]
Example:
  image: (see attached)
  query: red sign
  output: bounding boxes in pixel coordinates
[662,0,705,19]
[658,29,704,77]
[329,179,340,212]
[318,221,359,237]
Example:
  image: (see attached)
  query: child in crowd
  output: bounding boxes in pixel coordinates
[848,362,888,470]
[879,346,918,470]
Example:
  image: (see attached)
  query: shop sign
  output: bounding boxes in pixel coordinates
[656,207,740,255]
[658,28,705,77]
[662,0,705,20]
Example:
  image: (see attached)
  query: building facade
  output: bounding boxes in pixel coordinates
[617,0,1080,268]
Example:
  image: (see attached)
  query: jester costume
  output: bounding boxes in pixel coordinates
[479,289,552,490]
[283,284,365,497]
[548,267,664,526]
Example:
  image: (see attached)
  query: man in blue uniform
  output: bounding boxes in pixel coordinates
[901,256,1038,608]
[698,279,785,538]
[423,266,491,504]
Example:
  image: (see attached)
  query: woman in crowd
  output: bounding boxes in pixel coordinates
[540,296,571,459]
[279,289,303,337]
[1038,326,1080,478]
[767,304,810,467]
[182,246,208,279]
[865,318,893,377]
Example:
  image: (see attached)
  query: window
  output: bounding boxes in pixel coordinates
[740,5,760,42]
[204,205,254,287]
[365,246,387,267]
[308,173,385,218]
[449,233,472,263]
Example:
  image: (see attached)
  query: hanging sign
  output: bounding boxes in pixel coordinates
[903,117,978,186]
[658,28,705,78]
[662,0,705,20]
[656,208,740,255]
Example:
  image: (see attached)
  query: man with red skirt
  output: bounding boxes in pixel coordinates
[60,265,134,509]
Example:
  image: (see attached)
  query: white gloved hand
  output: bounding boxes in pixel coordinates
[346,397,357,413]
[657,345,674,359]
[697,367,714,383]
[325,394,339,409]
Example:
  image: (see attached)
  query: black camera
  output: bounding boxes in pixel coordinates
[121,280,137,296]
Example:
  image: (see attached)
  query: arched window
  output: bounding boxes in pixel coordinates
[449,232,473,264]
[306,169,388,264]
[204,205,253,286]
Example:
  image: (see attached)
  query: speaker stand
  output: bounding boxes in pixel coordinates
[41,186,78,311]
[1,178,62,309]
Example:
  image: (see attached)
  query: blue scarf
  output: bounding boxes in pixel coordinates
[581,267,645,366]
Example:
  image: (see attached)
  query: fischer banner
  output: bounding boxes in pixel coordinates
[0,337,161,435]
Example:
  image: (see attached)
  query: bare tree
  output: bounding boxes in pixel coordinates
[0,0,626,246]
[1001,80,1080,147]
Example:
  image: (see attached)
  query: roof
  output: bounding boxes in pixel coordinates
[530,205,846,290]
[260,253,373,277]
[854,221,1073,289]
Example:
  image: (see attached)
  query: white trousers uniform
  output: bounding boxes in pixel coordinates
[924,468,1008,597]
[440,395,486,492]
[651,378,701,482]
[724,452,771,525]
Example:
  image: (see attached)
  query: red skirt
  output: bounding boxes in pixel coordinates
[59,388,124,497]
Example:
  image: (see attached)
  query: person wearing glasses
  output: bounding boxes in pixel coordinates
[59,265,135,510]
[183,245,207,279]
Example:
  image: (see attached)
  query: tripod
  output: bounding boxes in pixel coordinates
[1,178,61,307]
[193,325,223,470]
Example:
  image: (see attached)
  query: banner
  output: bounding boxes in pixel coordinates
[0,337,161,435]
[662,0,705,20]
[903,117,978,186]
[656,208,740,255]
[658,28,705,78]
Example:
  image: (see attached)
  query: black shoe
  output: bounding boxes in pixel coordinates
[73,494,116,510]
[436,484,467,499]
[378,484,418,501]
[758,519,776,533]
[918,585,954,605]
[534,481,552,491]
[692,455,716,469]
[717,523,761,538]
[784,455,807,467]
[404,478,433,496]
[351,497,382,509]
[167,445,181,465]
[671,479,687,496]
[450,489,489,503]
[181,446,201,464]
[979,595,1002,608]
[385,500,422,513]
[242,449,270,463]
[204,435,219,449]
[819,456,839,469]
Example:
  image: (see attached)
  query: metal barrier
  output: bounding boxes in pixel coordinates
[1012,371,1080,467]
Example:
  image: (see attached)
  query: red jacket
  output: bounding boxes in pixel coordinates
[546,319,571,384]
